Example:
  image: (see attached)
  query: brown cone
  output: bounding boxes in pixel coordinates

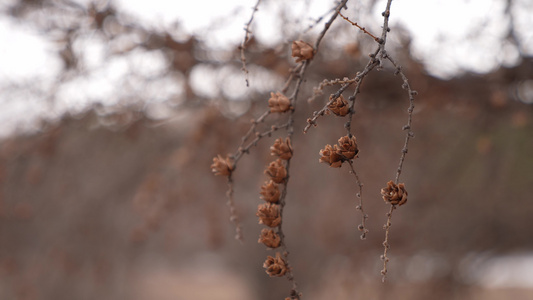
[258,228,281,248]
[291,40,314,63]
[337,135,359,159]
[319,144,343,168]
[210,155,234,176]
[264,159,287,183]
[268,92,291,113]
[256,203,281,227]
[260,180,281,203]
[270,137,293,160]
[381,180,408,206]
[328,95,349,116]
[263,252,288,277]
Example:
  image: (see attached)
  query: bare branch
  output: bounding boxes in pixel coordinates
[240,0,262,87]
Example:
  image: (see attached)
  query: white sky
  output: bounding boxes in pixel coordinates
[1,0,530,81]
[0,0,531,136]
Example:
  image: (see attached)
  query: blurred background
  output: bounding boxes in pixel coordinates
[0,0,532,299]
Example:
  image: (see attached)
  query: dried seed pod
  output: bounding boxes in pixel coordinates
[260,180,281,203]
[381,180,408,206]
[319,144,343,168]
[256,203,282,227]
[210,155,234,176]
[258,228,281,248]
[264,159,287,183]
[263,252,288,277]
[268,92,291,113]
[337,135,359,159]
[328,95,349,116]
[270,137,293,160]
[291,40,314,63]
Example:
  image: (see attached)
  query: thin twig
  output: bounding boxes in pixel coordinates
[240,0,262,87]
[303,6,337,34]
[233,120,291,165]
[344,47,381,134]
[376,0,394,69]
[226,175,243,242]
[303,47,380,134]
[239,111,270,148]
[338,10,380,42]
[381,204,395,282]
[307,77,357,103]
[347,160,368,239]
[379,0,394,47]
[276,158,300,297]
[313,0,349,54]
[281,64,304,94]
[303,82,350,133]
[375,0,410,283]
[386,55,416,184]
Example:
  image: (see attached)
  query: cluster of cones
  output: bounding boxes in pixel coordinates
[257,137,292,277]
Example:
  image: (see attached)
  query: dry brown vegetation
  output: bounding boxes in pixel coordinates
[0,0,532,299]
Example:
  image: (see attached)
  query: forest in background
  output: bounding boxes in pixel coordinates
[0,0,532,299]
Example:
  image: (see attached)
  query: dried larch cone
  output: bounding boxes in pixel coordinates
[268,92,291,113]
[256,203,282,227]
[270,137,293,160]
[381,180,408,206]
[264,159,287,183]
[260,180,281,203]
[319,144,343,168]
[291,40,314,63]
[263,252,288,277]
[337,135,359,159]
[210,155,234,176]
[328,94,349,116]
[258,228,281,248]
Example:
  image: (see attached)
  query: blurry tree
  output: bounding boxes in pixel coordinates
[0,0,532,300]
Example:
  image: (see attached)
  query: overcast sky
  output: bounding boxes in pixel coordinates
[1,0,531,80]
[0,0,531,137]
